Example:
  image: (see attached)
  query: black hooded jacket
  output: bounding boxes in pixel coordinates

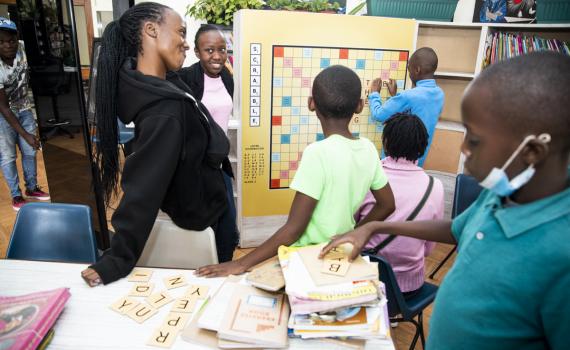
[91,60,229,284]
[178,61,234,101]
[178,62,234,178]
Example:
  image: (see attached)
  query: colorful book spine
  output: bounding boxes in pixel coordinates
[483,31,570,68]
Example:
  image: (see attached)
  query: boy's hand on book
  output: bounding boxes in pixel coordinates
[195,260,246,278]
[81,268,102,287]
[370,78,382,93]
[319,224,375,262]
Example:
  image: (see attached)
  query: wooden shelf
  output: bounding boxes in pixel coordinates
[435,71,475,79]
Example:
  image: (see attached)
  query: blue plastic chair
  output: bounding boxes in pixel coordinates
[117,119,135,145]
[6,202,99,263]
[365,253,437,350]
[91,118,134,156]
[429,173,483,279]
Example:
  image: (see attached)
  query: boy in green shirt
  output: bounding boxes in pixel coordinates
[321,52,570,350]
[197,65,395,277]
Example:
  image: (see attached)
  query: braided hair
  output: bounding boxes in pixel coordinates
[94,2,170,205]
[382,113,428,162]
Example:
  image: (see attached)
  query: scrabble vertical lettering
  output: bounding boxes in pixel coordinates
[250,43,262,127]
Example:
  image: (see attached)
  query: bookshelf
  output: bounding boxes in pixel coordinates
[417,21,570,174]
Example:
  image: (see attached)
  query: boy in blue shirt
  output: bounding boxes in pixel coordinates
[368,47,444,166]
[321,52,570,350]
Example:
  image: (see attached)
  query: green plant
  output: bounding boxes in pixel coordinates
[266,0,304,11]
[303,0,340,12]
[186,0,264,26]
[266,0,340,12]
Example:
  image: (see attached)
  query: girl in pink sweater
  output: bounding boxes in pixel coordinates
[355,113,444,297]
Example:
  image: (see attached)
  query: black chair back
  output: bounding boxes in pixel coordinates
[452,174,483,218]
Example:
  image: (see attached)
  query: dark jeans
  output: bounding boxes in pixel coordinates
[214,172,239,263]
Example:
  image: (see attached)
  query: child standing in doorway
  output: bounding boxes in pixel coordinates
[0,17,49,211]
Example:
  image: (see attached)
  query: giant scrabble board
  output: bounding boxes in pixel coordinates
[234,10,416,246]
[270,45,409,189]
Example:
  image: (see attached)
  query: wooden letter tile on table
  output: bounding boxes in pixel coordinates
[162,312,191,331]
[129,283,154,297]
[127,268,153,282]
[185,285,209,299]
[170,297,197,313]
[126,303,158,323]
[163,274,188,290]
[109,296,139,315]
[147,327,179,348]
[321,257,350,276]
[146,291,173,309]
[323,246,346,260]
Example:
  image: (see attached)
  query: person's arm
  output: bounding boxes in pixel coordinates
[82,113,183,286]
[320,220,454,262]
[195,192,317,277]
[356,183,395,227]
[0,89,39,149]
[368,88,408,123]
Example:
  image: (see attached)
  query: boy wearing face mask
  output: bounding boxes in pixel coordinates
[320,52,570,350]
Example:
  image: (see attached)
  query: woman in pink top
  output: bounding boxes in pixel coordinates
[179,25,237,263]
[355,113,444,298]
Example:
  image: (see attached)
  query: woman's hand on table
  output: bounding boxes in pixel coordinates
[81,268,102,287]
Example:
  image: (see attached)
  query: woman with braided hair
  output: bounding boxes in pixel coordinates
[81,2,230,286]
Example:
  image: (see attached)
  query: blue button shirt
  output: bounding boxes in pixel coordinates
[428,172,570,350]
[368,79,444,166]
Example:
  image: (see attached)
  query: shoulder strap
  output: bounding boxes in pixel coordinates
[368,176,434,254]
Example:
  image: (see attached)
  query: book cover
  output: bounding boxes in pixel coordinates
[218,285,289,348]
[297,244,378,286]
[0,288,70,350]
[245,256,285,292]
[291,306,368,331]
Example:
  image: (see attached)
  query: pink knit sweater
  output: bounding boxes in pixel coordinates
[355,157,444,292]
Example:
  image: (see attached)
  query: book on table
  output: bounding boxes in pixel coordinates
[217,284,289,348]
[0,287,70,350]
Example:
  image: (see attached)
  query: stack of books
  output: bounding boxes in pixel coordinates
[278,244,389,341]
[0,288,70,350]
[483,31,570,68]
[182,278,290,348]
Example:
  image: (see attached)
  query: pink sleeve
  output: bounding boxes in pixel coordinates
[354,191,375,223]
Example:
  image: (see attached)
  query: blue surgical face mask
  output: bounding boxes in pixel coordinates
[479,133,551,197]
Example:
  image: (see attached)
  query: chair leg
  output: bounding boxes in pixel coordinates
[418,312,426,349]
[408,319,421,350]
[429,246,456,279]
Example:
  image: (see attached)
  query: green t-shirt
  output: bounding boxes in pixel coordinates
[290,134,388,246]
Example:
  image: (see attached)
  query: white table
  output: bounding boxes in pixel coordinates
[0,260,395,350]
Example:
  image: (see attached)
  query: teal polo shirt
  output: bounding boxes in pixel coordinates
[427,174,570,350]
